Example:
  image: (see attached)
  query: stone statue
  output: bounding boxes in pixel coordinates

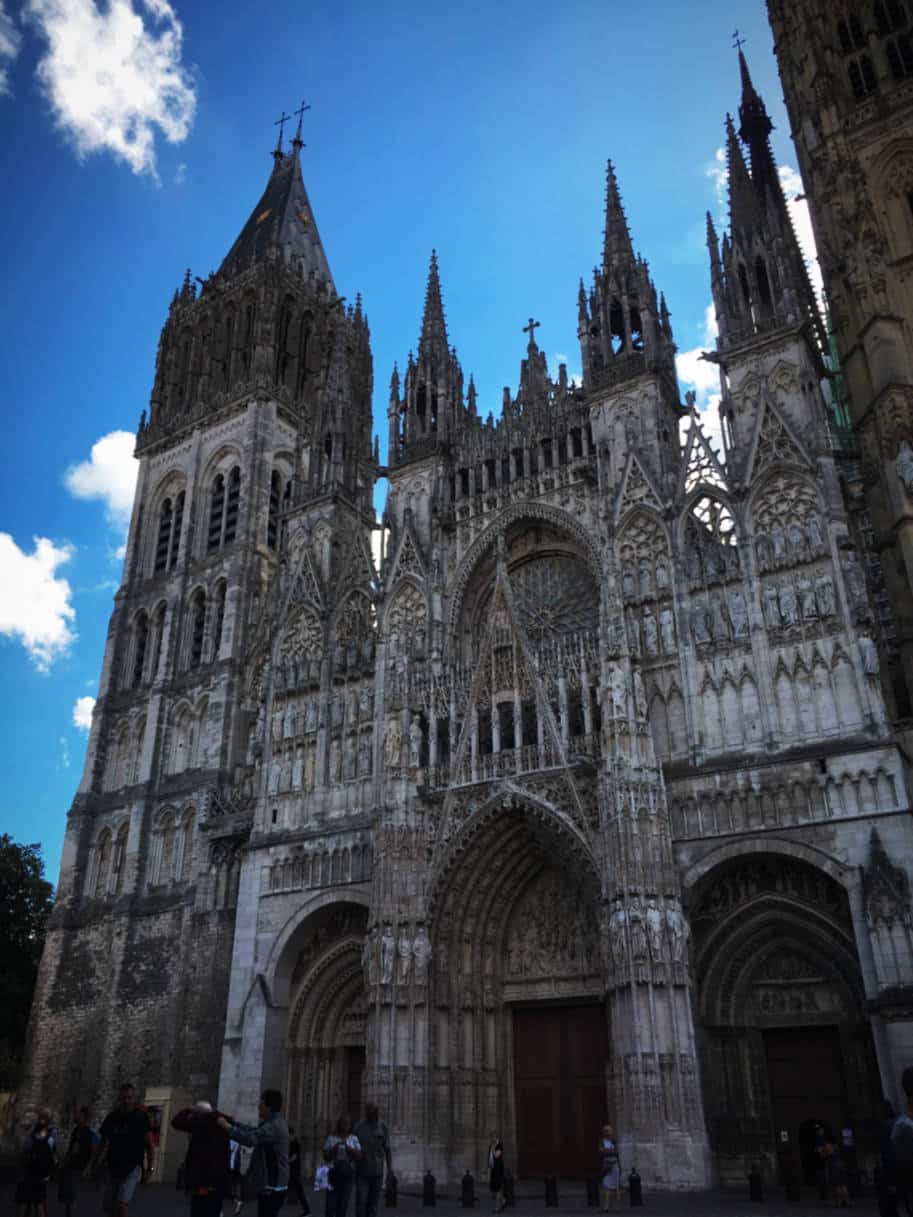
[608,898,628,966]
[627,614,641,657]
[778,583,798,627]
[358,733,371,776]
[787,521,808,561]
[365,924,379,985]
[608,665,627,716]
[384,718,402,767]
[665,904,690,965]
[797,577,817,622]
[381,923,395,983]
[806,514,825,552]
[690,602,710,644]
[896,440,913,494]
[413,924,432,983]
[844,553,867,606]
[633,670,648,719]
[815,574,835,616]
[859,634,880,675]
[763,584,781,628]
[304,701,317,733]
[655,558,669,591]
[628,898,648,961]
[397,926,413,985]
[709,596,729,641]
[343,734,356,780]
[646,898,665,961]
[622,567,636,600]
[639,558,653,599]
[728,589,748,638]
[771,526,786,563]
[408,716,423,768]
[331,697,344,730]
[643,611,659,657]
[659,607,676,652]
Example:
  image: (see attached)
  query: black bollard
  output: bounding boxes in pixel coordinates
[423,1170,436,1207]
[586,1176,600,1207]
[749,1165,763,1203]
[385,1173,399,1208]
[545,1175,559,1207]
[462,1170,476,1208]
[628,1168,643,1208]
[504,1169,516,1208]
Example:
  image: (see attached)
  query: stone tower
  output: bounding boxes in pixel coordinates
[768,0,913,715]
[22,60,913,1192]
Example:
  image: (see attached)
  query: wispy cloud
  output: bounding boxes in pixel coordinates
[676,303,724,454]
[0,2,22,95]
[65,429,138,535]
[73,694,95,730]
[549,351,583,388]
[0,533,77,670]
[25,0,197,177]
[706,146,727,221]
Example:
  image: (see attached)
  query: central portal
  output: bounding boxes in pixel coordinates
[513,1004,608,1177]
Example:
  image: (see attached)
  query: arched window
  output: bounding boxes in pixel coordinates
[180,812,195,883]
[295,315,311,396]
[170,491,184,568]
[886,33,913,77]
[207,474,225,552]
[224,466,240,543]
[268,470,282,549]
[241,301,256,376]
[849,54,878,97]
[112,823,129,894]
[189,591,206,668]
[154,498,173,573]
[755,257,773,316]
[159,819,177,884]
[94,831,112,897]
[150,602,167,682]
[131,612,149,688]
[213,580,227,660]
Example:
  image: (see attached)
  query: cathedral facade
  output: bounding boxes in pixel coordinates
[21,49,913,1190]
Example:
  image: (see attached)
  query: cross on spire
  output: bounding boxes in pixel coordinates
[292,99,310,146]
[523,317,541,346]
[732,28,746,51]
[273,109,292,154]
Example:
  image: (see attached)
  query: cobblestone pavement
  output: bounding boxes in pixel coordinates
[0,1181,881,1217]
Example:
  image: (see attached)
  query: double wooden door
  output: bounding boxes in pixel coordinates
[513,1004,608,1178]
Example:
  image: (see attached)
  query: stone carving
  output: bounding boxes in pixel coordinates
[815,574,835,617]
[859,634,880,675]
[397,926,413,985]
[797,576,817,622]
[279,607,322,663]
[386,581,428,655]
[384,718,402,767]
[728,589,748,638]
[607,665,627,716]
[896,440,913,495]
[633,671,648,719]
[643,611,659,656]
[665,903,690,966]
[381,923,395,984]
[627,613,641,657]
[413,924,432,983]
[628,897,648,961]
[659,606,676,651]
[510,554,599,639]
[363,925,379,985]
[609,898,628,966]
[408,716,423,768]
[646,898,665,961]
[863,829,913,929]
[505,869,598,978]
[779,583,798,627]
[690,601,711,644]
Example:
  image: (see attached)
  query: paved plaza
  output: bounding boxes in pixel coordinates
[0,1182,883,1217]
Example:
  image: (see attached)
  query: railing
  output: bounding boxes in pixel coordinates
[423,732,601,790]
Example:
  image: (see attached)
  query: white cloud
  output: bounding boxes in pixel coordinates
[0,2,22,95]
[549,351,583,388]
[73,694,95,730]
[0,533,76,670]
[779,164,824,308]
[65,429,138,533]
[706,146,727,218]
[26,0,196,177]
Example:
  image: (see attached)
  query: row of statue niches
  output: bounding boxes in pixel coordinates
[760,572,840,632]
[268,686,376,742]
[627,605,676,658]
[755,515,828,573]
[363,922,433,987]
[608,896,691,971]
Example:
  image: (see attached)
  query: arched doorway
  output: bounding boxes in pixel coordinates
[690,854,881,1183]
[283,902,368,1168]
[428,794,606,1179]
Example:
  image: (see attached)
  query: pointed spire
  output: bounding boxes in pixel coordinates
[467,374,477,417]
[726,113,755,230]
[602,159,635,272]
[737,49,772,145]
[419,249,448,358]
[389,362,400,403]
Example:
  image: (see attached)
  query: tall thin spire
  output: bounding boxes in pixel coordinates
[419,249,448,358]
[737,49,780,210]
[603,160,635,271]
[726,113,756,230]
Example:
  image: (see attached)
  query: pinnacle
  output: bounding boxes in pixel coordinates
[419,248,449,360]
[602,158,635,272]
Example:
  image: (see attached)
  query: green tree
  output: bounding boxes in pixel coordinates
[0,836,54,1087]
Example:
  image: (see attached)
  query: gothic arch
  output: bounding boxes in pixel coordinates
[682,836,852,894]
[616,505,670,551]
[265,889,371,1006]
[446,503,603,637]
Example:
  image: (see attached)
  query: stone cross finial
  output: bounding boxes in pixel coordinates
[732,28,745,51]
[292,100,311,145]
[273,109,292,153]
[523,317,541,346]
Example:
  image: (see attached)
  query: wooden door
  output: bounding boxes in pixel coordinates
[513,1004,608,1178]
[764,1025,845,1178]
[345,1045,366,1122]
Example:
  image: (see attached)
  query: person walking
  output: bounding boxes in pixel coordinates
[217,1088,290,1217]
[353,1103,391,1217]
[323,1116,361,1217]
[599,1124,621,1212]
[58,1107,94,1217]
[287,1126,311,1216]
[15,1108,57,1217]
[487,1135,505,1214]
[92,1084,154,1217]
[171,1100,232,1217]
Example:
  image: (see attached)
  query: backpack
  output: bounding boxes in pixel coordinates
[27,1129,56,1179]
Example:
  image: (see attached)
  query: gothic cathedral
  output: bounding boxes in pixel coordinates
[22,27,913,1190]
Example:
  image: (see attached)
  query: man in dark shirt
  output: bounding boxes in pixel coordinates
[94,1084,154,1217]
[354,1103,392,1217]
[58,1106,95,1217]
[172,1100,232,1217]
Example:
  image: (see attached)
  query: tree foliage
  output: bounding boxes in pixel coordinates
[0,836,54,1085]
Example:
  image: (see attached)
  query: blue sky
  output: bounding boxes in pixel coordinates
[0,0,815,885]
